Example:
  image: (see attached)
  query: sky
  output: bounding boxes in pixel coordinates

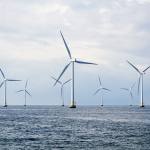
[0,0,150,106]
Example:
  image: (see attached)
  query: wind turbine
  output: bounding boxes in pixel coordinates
[127,60,150,107]
[120,82,136,106]
[54,31,97,108]
[94,75,111,107]
[51,76,71,106]
[0,68,21,107]
[16,80,31,107]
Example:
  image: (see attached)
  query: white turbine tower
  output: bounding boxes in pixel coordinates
[120,82,135,106]
[127,60,150,107]
[54,31,97,108]
[94,75,111,107]
[51,76,71,106]
[0,68,21,107]
[16,80,31,107]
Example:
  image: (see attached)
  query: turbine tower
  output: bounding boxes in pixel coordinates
[0,68,21,107]
[127,60,150,107]
[94,75,111,107]
[120,82,135,106]
[16,80,31,107]
[54,31,97,108]
[51,76,71,106]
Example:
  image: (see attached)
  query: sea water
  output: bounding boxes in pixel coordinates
[0,105,149,150]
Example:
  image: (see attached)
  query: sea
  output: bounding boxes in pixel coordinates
[0,105,149,150]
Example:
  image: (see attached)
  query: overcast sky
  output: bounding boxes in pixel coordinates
[0,0,150,106]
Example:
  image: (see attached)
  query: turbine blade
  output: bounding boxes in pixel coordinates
[120,88,129,91]
[131,82,136,90]
[127,60,141,74]
[63,79,72,85]
[0,81,4,88]
[25,90,31,97]
[75,59,97,65]
[16,90,24,93]
[102,88,111,92]
[60,31,72,59]
[53,62,71,86]
[7,79,21,81]
[143,66,150,73]
[93,89,101,95]
[51,76,62,85]
[130,92,133,99]
[0,68,5,78]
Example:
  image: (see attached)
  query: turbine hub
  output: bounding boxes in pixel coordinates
[71,58,76,62]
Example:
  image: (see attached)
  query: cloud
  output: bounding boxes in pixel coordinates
[33,3,70,14]
[0,0,150,105]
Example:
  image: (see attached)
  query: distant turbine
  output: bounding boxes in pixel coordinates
[16,80,31,107]
[0,68,21,107]
[54,31,97,108]
[51,76,71,106]
[94,75,111,107]
[127,60,150,107]
[120,82,136,105]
